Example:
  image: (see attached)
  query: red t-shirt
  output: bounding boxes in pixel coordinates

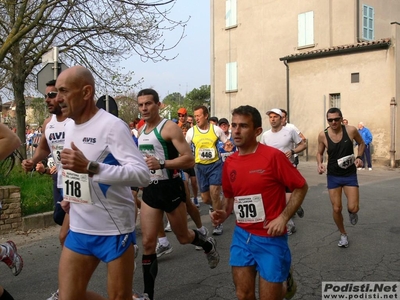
[222,143,306,237]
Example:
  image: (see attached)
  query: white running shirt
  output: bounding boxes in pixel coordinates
[63,109,150,235]
[260,127,302,164]
[45,115,72,188]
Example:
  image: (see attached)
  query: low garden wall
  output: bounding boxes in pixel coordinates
[0,186,22,233]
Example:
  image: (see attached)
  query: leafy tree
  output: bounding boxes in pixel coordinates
[116,93,140,125]
[162,92,183,117]
[185,85,211,112]
[0,0,187,157]
[163,85,210,119]
[29,97,47,126]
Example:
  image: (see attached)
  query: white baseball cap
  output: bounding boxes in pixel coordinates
[266,108,283,117]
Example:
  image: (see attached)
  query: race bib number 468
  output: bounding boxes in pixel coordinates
[62,170,92,204]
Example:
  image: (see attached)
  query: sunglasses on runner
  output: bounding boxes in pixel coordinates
[327,117,341,123]
[45,92,58,99]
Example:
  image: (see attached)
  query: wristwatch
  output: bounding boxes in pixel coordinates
[156,157,165,169]
[291,149,295,155]
[87,161,100,175]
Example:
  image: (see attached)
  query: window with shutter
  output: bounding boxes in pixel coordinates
[226,62,238,92]
[362,4,374,41]
[298,11,314,47]
[226,0,237,28]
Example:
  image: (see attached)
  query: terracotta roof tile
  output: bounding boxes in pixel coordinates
[280,38,391,61]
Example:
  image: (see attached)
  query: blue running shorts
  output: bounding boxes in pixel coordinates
[65,230,136,263]
[230,225,291,283]
[327,174,359,189]
[196,160,223,193]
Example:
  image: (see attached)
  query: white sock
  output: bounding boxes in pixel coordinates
[198,226,207,235]
[158,237,169,247]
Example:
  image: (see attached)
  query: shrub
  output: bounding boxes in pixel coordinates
[1,165,53,216]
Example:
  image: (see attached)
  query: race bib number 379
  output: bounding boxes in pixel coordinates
[234,194,265,223]
[62,170,92,204]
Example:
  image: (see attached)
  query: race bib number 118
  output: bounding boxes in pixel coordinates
[62,170,92,204]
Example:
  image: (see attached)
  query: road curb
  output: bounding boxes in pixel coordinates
[22,211,55,231]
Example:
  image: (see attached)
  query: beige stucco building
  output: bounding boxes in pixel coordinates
[211,0,400,166]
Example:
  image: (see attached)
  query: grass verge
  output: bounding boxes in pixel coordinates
[1,165,53,216]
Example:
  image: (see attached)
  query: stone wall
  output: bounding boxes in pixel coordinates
[0,186,22,233]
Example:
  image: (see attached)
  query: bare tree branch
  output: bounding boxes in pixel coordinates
[0,0,188,155]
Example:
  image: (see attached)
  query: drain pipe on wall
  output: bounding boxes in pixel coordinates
[390,97,397,168]
[356,0,360,42]
[283,60,290,121]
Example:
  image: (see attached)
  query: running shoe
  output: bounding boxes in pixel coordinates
[287,225,296,236]
[338,234,349,248]
[132,290,150,300]
[284,267,297,300]
[134,244,139,259]
[0,240,23,276]
[46,290,59,300]
[164,221,172,232]
[287,219,296,236]
[205,237,219,269]
[349,212,358,225]
[156,243,173,258]
[296,206,305,218]
[134,244,139,271]
[196,227,209,250]
[212,224,223,235]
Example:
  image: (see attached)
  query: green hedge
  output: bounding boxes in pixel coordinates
[1,165,53,216]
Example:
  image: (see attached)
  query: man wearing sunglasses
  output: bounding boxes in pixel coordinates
[22,79,73,300]
[177,107,188,128]
[22,79,71,232]
[317,107,365,248]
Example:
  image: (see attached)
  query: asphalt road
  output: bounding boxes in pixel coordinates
[1,161,399,300]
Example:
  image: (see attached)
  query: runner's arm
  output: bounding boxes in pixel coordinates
[31,117,51,164]
[0,124,21,160]
[316,131,326,174]
[163,121,195,170]
[211,197,234,226]
[265,182,308,236]
[22,117,51,171]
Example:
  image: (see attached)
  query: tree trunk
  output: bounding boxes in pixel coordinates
[11,47,27,160]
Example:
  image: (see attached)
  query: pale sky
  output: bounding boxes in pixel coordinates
[125,1,210,101]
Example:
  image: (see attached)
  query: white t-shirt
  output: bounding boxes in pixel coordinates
[63,109,150,235]
[285,122,303,157]
[260,126,302,164]
[45,115,72,188]
[285,123,301,135]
